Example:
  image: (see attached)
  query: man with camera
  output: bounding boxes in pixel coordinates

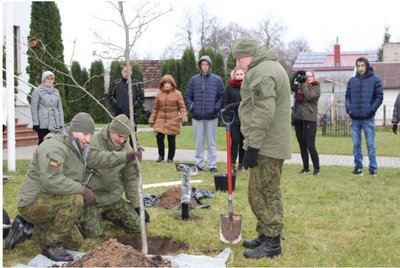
[290,70,321,176]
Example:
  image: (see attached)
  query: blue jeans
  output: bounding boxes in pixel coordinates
[351,118,377,171]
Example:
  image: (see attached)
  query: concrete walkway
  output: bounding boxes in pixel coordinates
[3,145,399,168]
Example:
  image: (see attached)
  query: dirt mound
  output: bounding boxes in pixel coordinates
[155,187,201,209]
[63,239,171,267]
[117,235,188,255]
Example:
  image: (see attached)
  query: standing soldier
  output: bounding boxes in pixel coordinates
[232,37,292,259]
[11,113,141,262]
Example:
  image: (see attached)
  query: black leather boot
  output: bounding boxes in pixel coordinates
[42,243,74,262]
[242,235,264,249]
[5,215,33,250]
[244,235,281,259]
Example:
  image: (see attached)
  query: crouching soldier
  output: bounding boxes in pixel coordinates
[14,113,142,262]
[78,114,149,238]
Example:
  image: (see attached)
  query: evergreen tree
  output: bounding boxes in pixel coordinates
[213,51,225,83]
[109,60,122,88]
[226,52,236,83]
[26,2,69,118]
[131,61,144,82]
[66,61,83,121]
[180,47,197,96]
[160,59,181,90]
[80,68,89,113]
[88,60,105,123]
[198,47,215,63]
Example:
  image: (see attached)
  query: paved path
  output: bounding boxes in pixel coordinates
[3,145,399,168]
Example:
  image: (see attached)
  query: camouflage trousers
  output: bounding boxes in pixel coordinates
[18,194,84,250]
[77,198,140,238]
[248,154,284,237]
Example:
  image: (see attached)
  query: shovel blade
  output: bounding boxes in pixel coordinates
[220,214,242,244]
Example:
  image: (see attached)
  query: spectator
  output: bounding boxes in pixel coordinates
[184,55,224,172]
[232,37,291,259]
[78,114,147,238]
[224,66,245,173]
[345,57,383,177]
[31,71,64,145]
[392,92,400,135]
[290,70,321,175]
[106,64,144,131]
[148,75,188,163]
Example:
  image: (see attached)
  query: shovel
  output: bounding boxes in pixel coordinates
[220,110,242,244]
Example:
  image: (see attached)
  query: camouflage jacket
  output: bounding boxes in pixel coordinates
[86,125,140,207]
[18,129,127,207]
[238,47,292,160]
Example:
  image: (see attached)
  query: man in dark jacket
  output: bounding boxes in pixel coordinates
[184,55,224,172]
[345,57,383,177]
[106,64,145,127]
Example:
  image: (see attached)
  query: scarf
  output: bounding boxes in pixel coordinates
[229,79,242,88]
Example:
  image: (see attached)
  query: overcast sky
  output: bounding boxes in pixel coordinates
[57,0,400,68]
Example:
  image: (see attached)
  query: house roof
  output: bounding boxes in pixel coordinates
[293,50,378,71]
[371,62,400,89]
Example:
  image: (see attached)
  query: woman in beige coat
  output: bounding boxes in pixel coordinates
[149,75,188,163]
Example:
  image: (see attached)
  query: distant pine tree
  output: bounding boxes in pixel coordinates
[88,60,105,123]
[180,47,197,95]
[66,61,84,121]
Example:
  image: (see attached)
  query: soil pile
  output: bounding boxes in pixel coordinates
[118,235,188,255]
[63,239,171,267]
[154,187,201,209]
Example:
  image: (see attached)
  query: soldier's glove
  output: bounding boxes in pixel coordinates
[393,124,398,135]
[32,125,40,131]
[243,146,260,170]
[134,207,150,223]
[83,187,97,207]
[126,147,145,161]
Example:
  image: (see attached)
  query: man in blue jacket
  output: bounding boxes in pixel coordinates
[345,57,383,177]
[185,56,224,172]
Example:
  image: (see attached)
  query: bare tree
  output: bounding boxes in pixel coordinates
[254,17,287,49]
[197,2,215,48]
[283,37,311,72]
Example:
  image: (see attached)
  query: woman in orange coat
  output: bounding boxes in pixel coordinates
[149,75,188,163]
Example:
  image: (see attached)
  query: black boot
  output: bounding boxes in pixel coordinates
[42,243,74,262]
[5,215,34,250]
[244,235,281,259]
[242,235,263,249]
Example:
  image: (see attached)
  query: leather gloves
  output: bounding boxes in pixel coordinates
[393,124,398,135]
[126,146,145,161]
[33,125,40,131]
[83,187,97,207]
[243,146,260,169]
[134,207,150,223]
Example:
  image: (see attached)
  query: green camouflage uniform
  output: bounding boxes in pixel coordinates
[78,125,140,238]
[17,129,128,249]
[238,47,292,237]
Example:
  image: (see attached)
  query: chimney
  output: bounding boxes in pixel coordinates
[334,37,340,67]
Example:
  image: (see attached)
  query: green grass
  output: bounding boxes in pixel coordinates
[136,125,400,157]
[3,160,400,266]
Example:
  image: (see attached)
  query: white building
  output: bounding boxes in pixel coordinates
[2,1,32,126]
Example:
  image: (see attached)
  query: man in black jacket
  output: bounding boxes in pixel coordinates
[106,64,145,128]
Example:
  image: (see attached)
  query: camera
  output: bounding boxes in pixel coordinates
[293,71,307,85]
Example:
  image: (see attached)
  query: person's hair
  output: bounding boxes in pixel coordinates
[159,74,177,89]
[231,66,245,79]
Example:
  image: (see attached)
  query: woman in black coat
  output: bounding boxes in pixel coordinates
[224,66,245,173]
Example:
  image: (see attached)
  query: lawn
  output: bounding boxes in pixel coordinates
[136,125,400,157]
[3,160,400,267]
